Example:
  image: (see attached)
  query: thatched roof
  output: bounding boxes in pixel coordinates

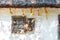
[0,0,60,8]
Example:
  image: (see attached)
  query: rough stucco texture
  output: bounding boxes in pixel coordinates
[0,8,58,40]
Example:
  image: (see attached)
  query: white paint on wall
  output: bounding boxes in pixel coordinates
[0,8,59,40]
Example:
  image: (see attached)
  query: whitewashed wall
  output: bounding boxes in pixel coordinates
[0,8,59,40]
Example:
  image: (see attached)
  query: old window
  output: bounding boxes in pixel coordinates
[12,16,35,34]
[58,15,60,40]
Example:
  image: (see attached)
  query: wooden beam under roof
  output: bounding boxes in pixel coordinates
[0,4,60,8]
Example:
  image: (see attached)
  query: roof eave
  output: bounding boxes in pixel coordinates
[0,4,60,8]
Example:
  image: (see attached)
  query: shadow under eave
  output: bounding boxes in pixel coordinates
[0,4,60,8]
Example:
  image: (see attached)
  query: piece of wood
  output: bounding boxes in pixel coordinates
[30,8,34,16]
[9,8,13,16]
[22,8,25,17]
[44,7,48,20]
[0,4,60,8]
[38,9,41,16]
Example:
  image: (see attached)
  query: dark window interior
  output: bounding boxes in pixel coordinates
[12,16,26,33]
[12,16,35,34]
[58,15,60,40]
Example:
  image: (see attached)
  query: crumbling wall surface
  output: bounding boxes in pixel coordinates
[0,8,59,40]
